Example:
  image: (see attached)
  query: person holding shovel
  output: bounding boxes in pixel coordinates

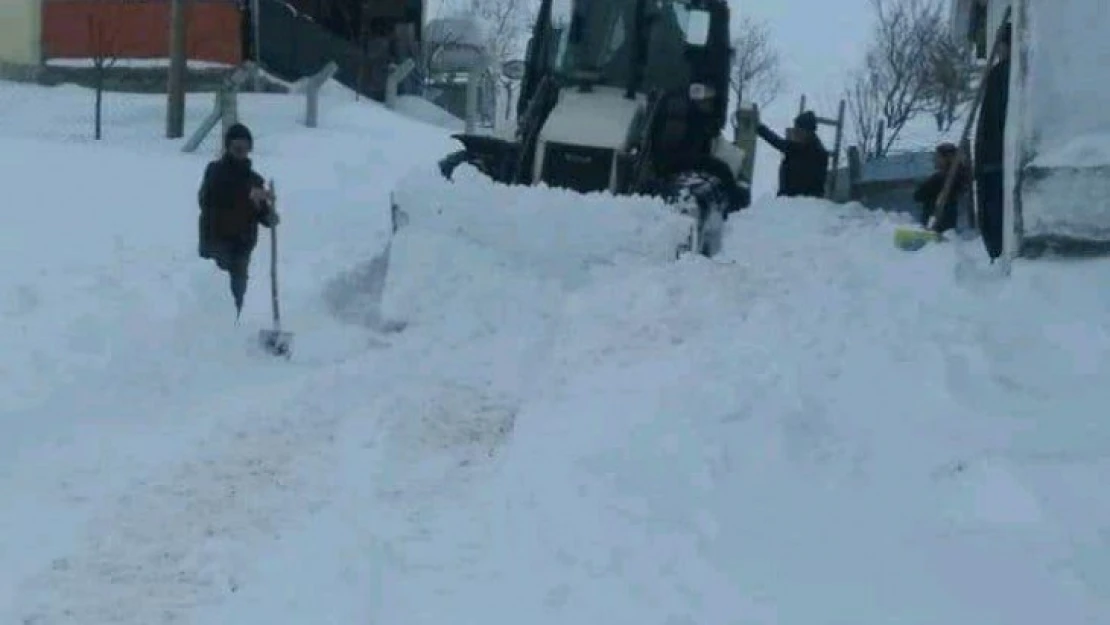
[913,142,970,235]
[198,123,280,318]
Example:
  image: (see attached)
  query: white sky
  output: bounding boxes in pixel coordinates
[731,0,875,198]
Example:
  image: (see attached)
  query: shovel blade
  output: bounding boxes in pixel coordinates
[258,329,294,357]
[893,227,940,251]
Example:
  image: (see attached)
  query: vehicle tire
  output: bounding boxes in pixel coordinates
[665,171,729,257]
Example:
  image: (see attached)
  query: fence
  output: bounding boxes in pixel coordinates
[843,147,934,215]
[255,0,421,102]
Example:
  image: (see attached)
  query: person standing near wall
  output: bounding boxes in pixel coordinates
[914,142,970,234]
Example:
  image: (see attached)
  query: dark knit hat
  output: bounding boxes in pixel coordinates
[936,142,958,155]
[794,111,818,132]
[224,123,253,148]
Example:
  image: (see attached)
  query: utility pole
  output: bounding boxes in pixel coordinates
[166,0,187,138]
[251,0,263,91]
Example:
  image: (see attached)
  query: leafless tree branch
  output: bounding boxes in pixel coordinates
[89,13,119,140]
[845,68,883,160]
[846,0,954,157]
[434,0,536,71]
[920,28,977,131]
[729,14,783,116]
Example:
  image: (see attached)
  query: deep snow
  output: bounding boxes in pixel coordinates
[1,77,1109,624]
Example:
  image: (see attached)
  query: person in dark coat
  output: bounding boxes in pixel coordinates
[756,110,830,198]
[198,123,279,317]
[913,142,970,234]
[973,21,1011,261]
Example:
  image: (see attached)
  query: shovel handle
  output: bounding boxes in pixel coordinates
[268,179,281,331]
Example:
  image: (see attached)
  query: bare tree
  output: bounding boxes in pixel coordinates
[471,0,535,66]
[844,0,946,158]
[420,10,475,79]
[846,68,884,160]
[729,15,783,112]
[436,0,535,69]
[920,29,977,132]
[88,14,119,141]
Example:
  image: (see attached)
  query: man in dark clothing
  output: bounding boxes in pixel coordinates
[973,22,1011,261]
[756,110,830,198]
[913,142,970,234]
[198,123,279,317]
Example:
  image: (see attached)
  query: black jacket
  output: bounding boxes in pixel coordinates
[914,166,969,231]
[757,124,829,198]
[198,154,275,253]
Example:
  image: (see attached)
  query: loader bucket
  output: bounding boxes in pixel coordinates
[437,133,520,183]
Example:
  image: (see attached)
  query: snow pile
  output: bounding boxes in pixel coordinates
[1014,0,1110,243]
[486,202,1109,625]
[383,164,692,327]
[371,195,1110,624]
[1032,132,1110,170]
[392,95,465,131]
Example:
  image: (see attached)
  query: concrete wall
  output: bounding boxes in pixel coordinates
[0,0,42,65]
[1009,0,1110,254]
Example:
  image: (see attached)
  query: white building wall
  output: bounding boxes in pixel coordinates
[0,0,41,65]
[1010,0,1110,248]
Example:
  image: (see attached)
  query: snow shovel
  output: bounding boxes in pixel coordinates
[894,226,942,251]
[258,180,293,358]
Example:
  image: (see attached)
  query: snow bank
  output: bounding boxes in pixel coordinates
[372,195,1110,624]
[1013,0,1110,245]
[392,95,465,131]
[383,165,692,327]
[1032,133,1110,170]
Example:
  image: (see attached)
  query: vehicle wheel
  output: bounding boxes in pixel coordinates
[665,171,729,257]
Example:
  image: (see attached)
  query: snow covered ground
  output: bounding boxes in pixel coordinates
[2,77,1109,624]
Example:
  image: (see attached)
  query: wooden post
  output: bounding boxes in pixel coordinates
[847,145,862,202]
[251,0,263,91]
[166,0,187,138]
[827,99,846,197]
[219,88,239,143]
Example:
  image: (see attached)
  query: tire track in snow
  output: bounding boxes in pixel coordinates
[12,364,372,625]
[11,325,540,625]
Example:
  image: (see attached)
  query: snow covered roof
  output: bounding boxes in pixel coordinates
[859,150,934,184]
